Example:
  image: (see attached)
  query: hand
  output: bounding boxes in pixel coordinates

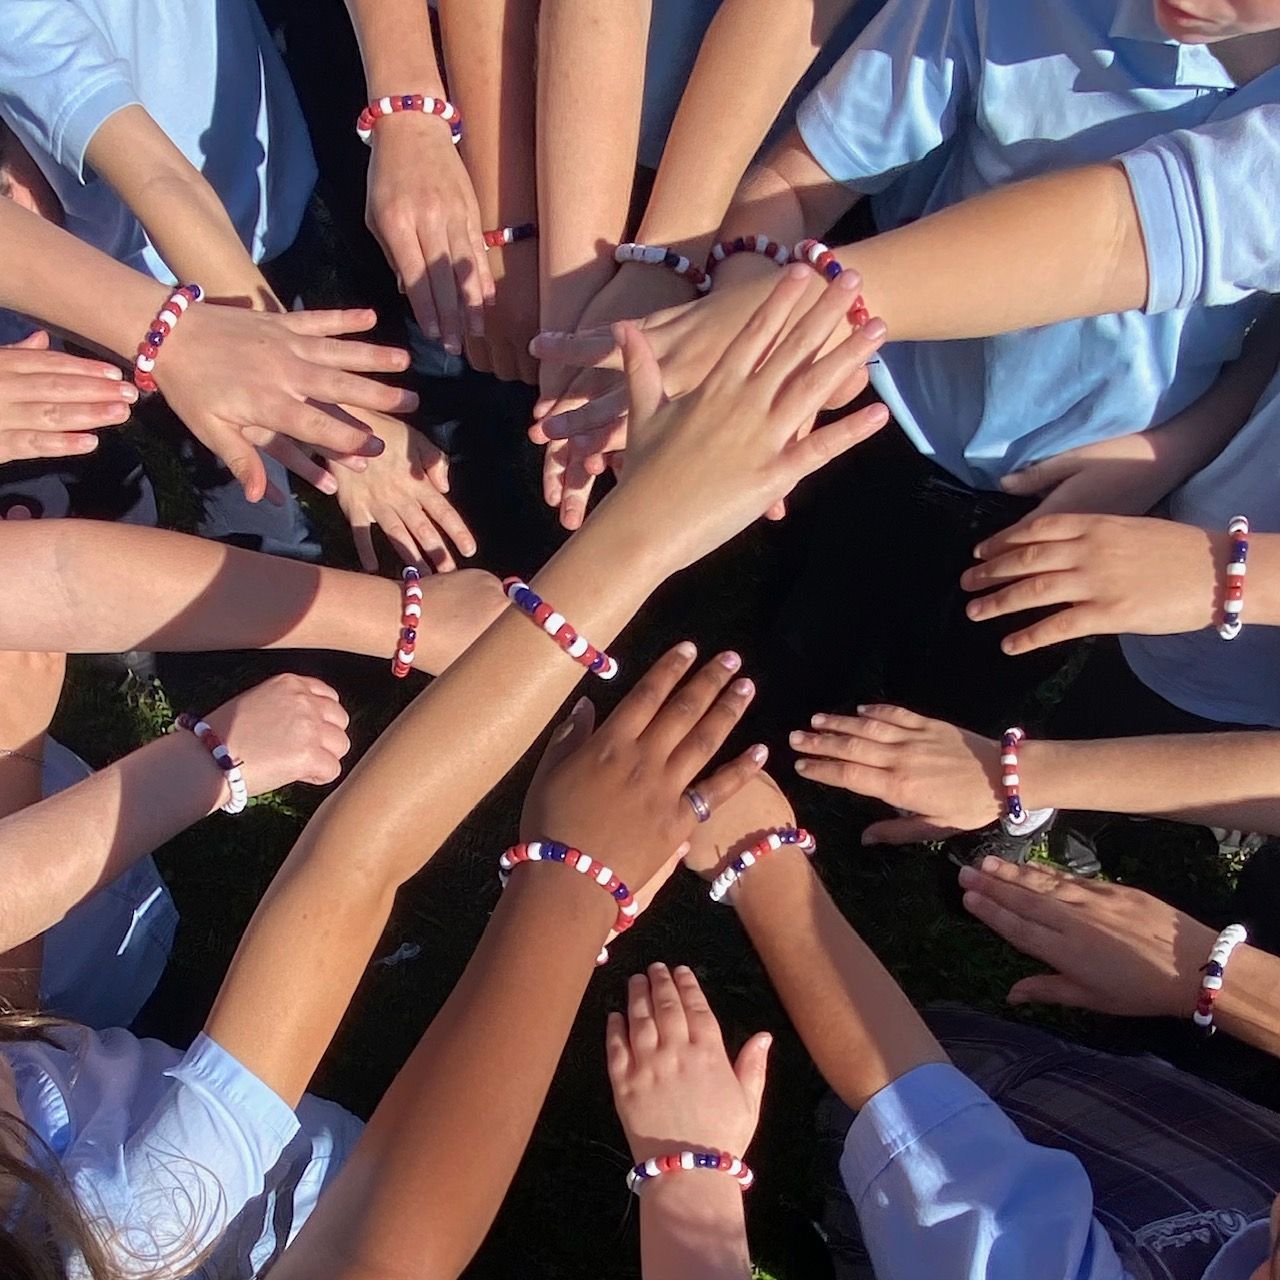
[606,266,888,576]
[791,706,1002,844]
[684,770,796,881]
[412,569,509,674]
[157,305,418,503]
[519,643,768,895]
[329,411,477,572]
[607,963,771,1162]
[365,112,493,356]
[531,264,699,529]
[999,430,1194,517]
[466,243,539,385]
[204,673,351,798]
[957,856,1216,1016]
[0,331,139,463]
[0,651,66,755]
[962,513,1222,656]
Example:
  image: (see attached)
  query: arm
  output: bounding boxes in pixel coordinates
[0,519,505,674]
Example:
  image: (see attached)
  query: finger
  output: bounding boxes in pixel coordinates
[998,457,1066,498]
[691,742,771,821]
[647,963,689,1048]
[965,575,1087,626]
[960,887,1061,962]
[810,705,924,739]
[605,1010,633,1085]
[1,429,102,459]
[672,965,722,1047]
[793,756,894,799]
[529,326,625,371]
[518,350,540,387]
[569,422,626,463]
[318,724,352,761]
[421,495,476,559]
[423,446,450,493]
[297,335,413,377]
[382,219,439,341]
[542,440,568,507]
[785,401,891,482]
[4,398,132,431]
[468,222,496,306]
[960,853,1091,906]
[862,816,959,845]
[541,384,630,441]
[284,308,380,338]
[627,972,659,1056]
[789,729,898,769]
[558,454,596,531]
[263,436,338,496]
[450,225,488,341]
[669,675,758,782]
[758,271,871,391]
[5,349,122,380]
[611,641,700,740]
[618,322,664,425]
[304,370,419,416]
[5,371,136,404]
[641,650,743,756]
[960,542,1082,592]
[279,401,383,459]
[465,334,494,376]
[407,516,455,573]
[999,605,1107,656]
[7,328,50,350]
[220,439,269,504]
[972,513,1090,561]
[733,1031,773,1123]
[1007,973,1097,1010]
[425,240,463,355]
[711,264,816,383]
[531,696,596,786]
[771,318,887,429]
[350,521,378,573]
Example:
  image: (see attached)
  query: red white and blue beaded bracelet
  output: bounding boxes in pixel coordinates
[357,95,462,146]
[706,234,791,278]
[1219,516,1249,641]
[998,727,1055,836]
[627,1150,755,1194]
[793,239,870,329]
[134,284,202,395]
[503,577,618,680]
[709,827,815,903]
[392,567,422,679]
[1194,923,1247,1036]
[175,713,248,815]
[483,223,537,249]
[615,243,712,296]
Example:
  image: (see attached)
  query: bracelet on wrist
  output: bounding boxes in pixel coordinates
[627,1150,755,1195]
[1194,923,1247,1036]
[503,577,618,680]
[133,284,202,395]
[707,235,791,278]
[357,94,462,146]
[1219,516,1249,641]
[996,728,1056,836]
[175,713,247,815]
[614,243,712,296]
[793,239,870,329]
[709,827,815,904]
[392,567,422,679]
[483,223,537,249]
[499,841,638,965]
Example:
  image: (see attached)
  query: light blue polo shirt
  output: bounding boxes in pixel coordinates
[0,0,316,284]
[797,0,1280,490]
[1122,358,1280,727]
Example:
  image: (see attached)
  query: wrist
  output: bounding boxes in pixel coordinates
[728,845,814,915]
[502,856,617,939]
[155,729,230,815]
[1016,739,1068,813]
[562,494,673,597]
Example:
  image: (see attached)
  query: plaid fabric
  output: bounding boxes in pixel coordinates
[818,1009,1280,1280]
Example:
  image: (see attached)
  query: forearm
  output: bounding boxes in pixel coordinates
[0,734,222,953]
[346,0,447,97]
[537,0,651,331]
[1214,944,1280,1058]
[1023,733,1280,832]
[640,1180,752,1280]
[274,871,612,1280]
[733,851,946,1110]
[439,0,538,231]
[0,521,405,663]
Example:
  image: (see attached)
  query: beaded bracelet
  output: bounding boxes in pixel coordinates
[615,243,712,296]
[392,567,422,679]
[483,223,537,249]
[176,713,248,815]
[627,1150,755,1195]
[709,827,815,904]
[357,95,462,146]
[1194,923,1247,1036]
[707,234,791,277]
[502,577,618,680]
[499,841,638,965]
[133,284,202,394]
[1219,516,1250,641]
[793,239,870,329]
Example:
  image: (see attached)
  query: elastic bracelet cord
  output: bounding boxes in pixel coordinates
[357,95,462,146]
[1219,516,1250,641]
[175,713,248,815]
[793,239,870,329]
[1194,923,1247,1037]
[707,235,791,278]
[483,223,537,249]
[499,841,638,965]
[627,1150,755,1194]
[503,578,618,680]
[0,746,42,769]
[709,827,815,904]
[134,284,202,395]
[392,567,422,679]
[614,243,712,296]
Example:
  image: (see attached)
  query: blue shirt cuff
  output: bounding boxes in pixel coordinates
[54,76,141,179]
[1119,144,1201,315]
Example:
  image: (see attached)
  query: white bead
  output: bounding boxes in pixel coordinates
[595,866,612,886]
[642,246,665,265]
[754,234,769,253]
[673,255,690,274]
[135,355,156,373]
[1227,562,1247,576]
[739,1167,755,1190]
[1193,1010,1214,1026]
[576,854,593,874]
[566,635,589,659]
[645,1158,661,1178]
[598,657,619,681]
[1003,773,1020,787]
[158,309,180,328]
[1000,754,1019,766]
[1201,974,1223,990]
[740,851,756,868]
[695,275,713,294]
[728,1158,742,1176]
[528,844,543,861]
[596,947,609,966]
[440,102,457,120]
[1229,516,1249,535]
[1223,924,1248,943]
[404,602,422,619]
[378,96,394,115]
[680,1152,695,1170]
[542,611,566,637]
[397,649,414,664]
[766,832,782,850]
[211,744,231,762]
[711,244,727,261]
[504,579,525,600]
[405,584,424,599]
[620,900,639,918]
[772,245,790,264]
[169,291,190,313]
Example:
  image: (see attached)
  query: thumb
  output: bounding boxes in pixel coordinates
[617,321,663,427]
[10,329,51,350]
[733,1032,773,1122]
[533,696,596,779]
[861,817,958,846]
[1007,973,1096,1010]
[999,456,1066,498]
[222,444,268,504]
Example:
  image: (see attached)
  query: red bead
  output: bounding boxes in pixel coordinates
[532,602,554,626]
[137,342,159,360]
[718,1153,733,1172]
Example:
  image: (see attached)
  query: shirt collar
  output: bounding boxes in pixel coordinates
[1109,0,1237,88]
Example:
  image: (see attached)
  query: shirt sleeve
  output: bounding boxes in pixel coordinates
[0,3,140,180]
[796,0,976,192]
[842,1062,1128,1280]
[1119,83,1280,314]
[73,1033,300,1276]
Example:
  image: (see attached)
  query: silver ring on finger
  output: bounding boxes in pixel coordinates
[683,787,712,824]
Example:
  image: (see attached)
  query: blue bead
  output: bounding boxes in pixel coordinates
[663,250,680,269]
[186,284,202,301]
[732,237,747,253]
[1007,801,1024,820]
[732,857,747,874]
[612,884,629,901]
[214,756,234,771]
[402,628,417,643]
[402,95,415,110]
[590,654,605,671]
[147,330,165,346]
[823,262,842,281]
[1204,960,1224,978]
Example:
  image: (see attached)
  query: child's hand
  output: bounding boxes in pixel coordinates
[684,771,796,882]
[519,643,768,900]
[607,964,771,1162]
[329,412,477,572]
[204,673,351,800]
[466,242,540,387]
[962,513,1221,655]
[791,706,1002,845]
[0,331,137,463]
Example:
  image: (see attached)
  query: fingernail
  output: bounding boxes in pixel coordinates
[732,678,754,696]
[361,435,386,458]
[795,759,809,774]
[860,830,873,845]
[119,383,139,402]
[427,326,441,340]
[789,731,805,748]
[786,263,810,280]
[811,714,828,727]
[674,964,692,976]
[650,962,668,975]
[856,705,869,715]
[461,541,476,557]
[863,318,887,341]
[957,865,978,887]
[981,856,1002,872]
[99,365,124,380]
[550,717,576,743]
[837,271,860,291]
[446,342,462,356]
[573,696,591,715]
[675,640,697,659]
[973,543,987,559]
[867,404,891,427]
[719,651,741,671]
[750,743,768,764]
[966,604,980,620]
[762,1033,774,1049]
